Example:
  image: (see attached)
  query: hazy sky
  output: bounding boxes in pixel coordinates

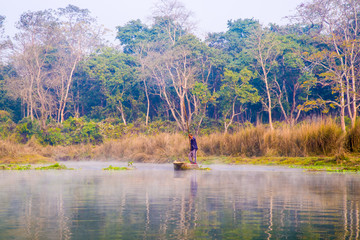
[2,0,305,42]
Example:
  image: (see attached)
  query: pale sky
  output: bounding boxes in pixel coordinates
[2,0,305,43]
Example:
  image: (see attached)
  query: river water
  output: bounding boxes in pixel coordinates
[0,162,360,239]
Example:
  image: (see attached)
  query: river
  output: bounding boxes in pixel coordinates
[0,162,359,239]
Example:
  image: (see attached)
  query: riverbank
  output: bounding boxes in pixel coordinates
[198,155,360,172]
[1,153,360,172]
[1,118,360,172]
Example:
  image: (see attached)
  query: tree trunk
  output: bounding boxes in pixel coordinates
[351,65,357,128]
[117,102,127,126]
[340,82,346,132]
[60,57,79,123]
[264,75,273,130]
[143,79,150,126]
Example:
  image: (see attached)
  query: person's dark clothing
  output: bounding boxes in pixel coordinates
[190,137,198,151]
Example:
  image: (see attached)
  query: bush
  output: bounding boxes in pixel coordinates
[80,121,103,144]
[14,118,40,144]
[38,127,65,146]
[0,110,11,122]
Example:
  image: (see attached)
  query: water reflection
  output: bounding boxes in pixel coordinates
[0,164,360,239]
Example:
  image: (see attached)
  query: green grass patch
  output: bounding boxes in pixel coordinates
[197,166,211,171]
[34,163,73,170]
[199,155,360,173]
[290,165,360,173]
[0,164,32,170]
[102,165,133,171]
[0,163,73,170]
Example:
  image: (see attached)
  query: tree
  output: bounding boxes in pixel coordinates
[151,0,194,45]
[272,32,317,125]
[207,18,260,58]
[220,68,260,133]
[8,5,104,125]
[55,5,104,122]
[247,25,282,130]
[145,42,196,131]
[86,47,139,125]
[10,10,59,125]
[117,20,156,126]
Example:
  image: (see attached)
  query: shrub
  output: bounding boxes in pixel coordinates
[80,121,103,144]
[0,110,11,122]
[38,127,65,146]
[14,118,40,144]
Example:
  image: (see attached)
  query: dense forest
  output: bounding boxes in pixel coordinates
[0,0,360,148]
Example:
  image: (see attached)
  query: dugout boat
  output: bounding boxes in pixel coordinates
[173,161,199,170]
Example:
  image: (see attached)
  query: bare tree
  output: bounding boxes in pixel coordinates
[8,6,104,124]
[55,5,104,122]
[152,0,194,45]
[145,45,197,131]
[10,10,58,125]
[0,16,12,62]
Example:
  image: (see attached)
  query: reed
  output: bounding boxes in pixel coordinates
[345,119,360,153]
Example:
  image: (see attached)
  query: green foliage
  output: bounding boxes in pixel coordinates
[0,110,16,139]
[81,121,103,144]
[85,47,140,122]
[191,82,218,105]
[38,127,65,145]
[116,19,154,54]
[221,68,260,103]
[0,110,11,122]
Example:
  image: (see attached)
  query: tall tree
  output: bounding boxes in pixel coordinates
[117,20,155,125]
[272,31,317,125]
[247,25,282,130]
[10,10,59,125]
[56,5,104,122]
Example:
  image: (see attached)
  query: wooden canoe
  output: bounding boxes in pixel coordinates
[173,161,199,170]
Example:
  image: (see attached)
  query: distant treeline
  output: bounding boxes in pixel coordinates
[0,0,359,135]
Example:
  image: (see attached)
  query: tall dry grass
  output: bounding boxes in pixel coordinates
[93,133,188,162]
[0,137,54,163]
[0,118,353,163]
[200,119,344,157]
[345,119,360,153]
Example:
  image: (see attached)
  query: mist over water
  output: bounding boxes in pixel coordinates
[0,162,360,239]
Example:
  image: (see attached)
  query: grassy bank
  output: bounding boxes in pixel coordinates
[0,119,360,171]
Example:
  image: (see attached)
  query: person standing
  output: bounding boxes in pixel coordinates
[188,133,198,164]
